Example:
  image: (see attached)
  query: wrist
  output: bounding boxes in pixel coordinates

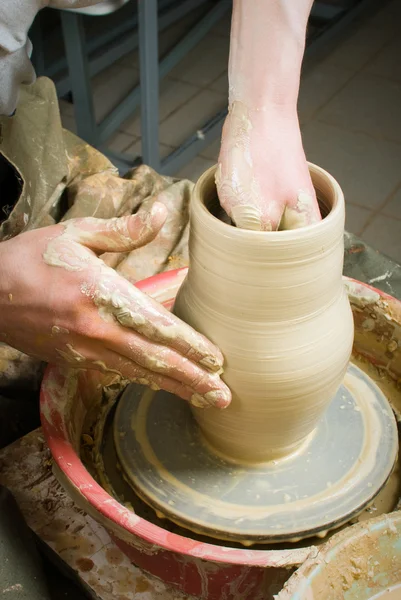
[229,0,310,111]
[229,39,304,111]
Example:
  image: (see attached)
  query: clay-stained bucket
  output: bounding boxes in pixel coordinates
[40,270,401,600]
[276,511,401,599]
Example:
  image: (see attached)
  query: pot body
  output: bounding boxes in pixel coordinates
[174,163,354,462]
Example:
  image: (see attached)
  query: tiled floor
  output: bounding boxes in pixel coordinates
[59,0,401,263]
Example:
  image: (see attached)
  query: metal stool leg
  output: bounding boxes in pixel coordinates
[61,11,97,146]
[138,0,160,170]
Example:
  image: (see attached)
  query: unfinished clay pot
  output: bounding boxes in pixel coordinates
[174,163,354,463]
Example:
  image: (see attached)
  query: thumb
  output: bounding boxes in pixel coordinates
[65,202,168,254]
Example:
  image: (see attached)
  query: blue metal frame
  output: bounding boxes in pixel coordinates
[138,0,160,170]
[61,11,98,146]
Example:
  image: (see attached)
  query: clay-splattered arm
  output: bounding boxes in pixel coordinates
[217,0,321,231]
[0,204,231,409]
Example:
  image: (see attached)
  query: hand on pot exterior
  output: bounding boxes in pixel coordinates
[0,204,231,409]
[217,0,322,232]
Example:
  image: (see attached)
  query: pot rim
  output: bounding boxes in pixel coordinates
[194,162,344,239]
[40,269,401,569]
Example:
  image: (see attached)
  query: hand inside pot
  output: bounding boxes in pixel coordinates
[0,204,231,409]
[217,0,322,232]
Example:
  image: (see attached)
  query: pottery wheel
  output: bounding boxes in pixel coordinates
[113,362,398,544]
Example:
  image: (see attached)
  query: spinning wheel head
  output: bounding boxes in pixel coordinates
[113,363,398,545]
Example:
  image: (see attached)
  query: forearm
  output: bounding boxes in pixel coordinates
[229,0,313,111]
[217,0,320,231]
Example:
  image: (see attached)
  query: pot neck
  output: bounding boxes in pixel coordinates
[185,163,346,321]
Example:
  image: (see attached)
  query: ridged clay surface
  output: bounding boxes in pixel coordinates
[174,163,354,463]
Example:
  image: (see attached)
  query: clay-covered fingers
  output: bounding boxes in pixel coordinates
[63,203,168,253]
[78,262,230,407]
[217,105,322,231]
[141,301,225,373]
[105,328,231,408]
[102,278,225,373]
[89,347,229,408]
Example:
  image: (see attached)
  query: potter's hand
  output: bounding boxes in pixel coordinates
[217,104,321,231]
[217,0,321,231]
[0,205,231,408]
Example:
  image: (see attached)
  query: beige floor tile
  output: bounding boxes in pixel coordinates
[158,7,214,58]
[118,5,211,70]
[298,63,354,125]
[364,35,401,83]
[59,99,74,117]
[60,112,76,134]
[361,214,401,263]
[344,203,373,236]
[120,113,139,138]
[175,156,215,181]
[105,131,137,154]
[159,89,226,147]
[60,113,136,154]
[124,140,175,161]
[382,186,401,220]
[324,20,390,71]
[158,22,187,60]
[200,137,221,161]
[121,78,200,137]
[61,104,135,153]
[302,121,401,210]
[209,71,228,96]
[93,65,140,123]
[168,34,229,87]
[117,50,138,70]
[361,0,401,34]
[318,74,401,144]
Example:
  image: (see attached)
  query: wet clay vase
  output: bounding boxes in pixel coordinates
[174,163,354,463]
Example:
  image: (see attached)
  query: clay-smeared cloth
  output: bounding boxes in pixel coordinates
[0,77,192,445]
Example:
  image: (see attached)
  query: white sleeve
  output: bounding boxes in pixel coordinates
[0,0,107,116]
[0,1,41,114]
